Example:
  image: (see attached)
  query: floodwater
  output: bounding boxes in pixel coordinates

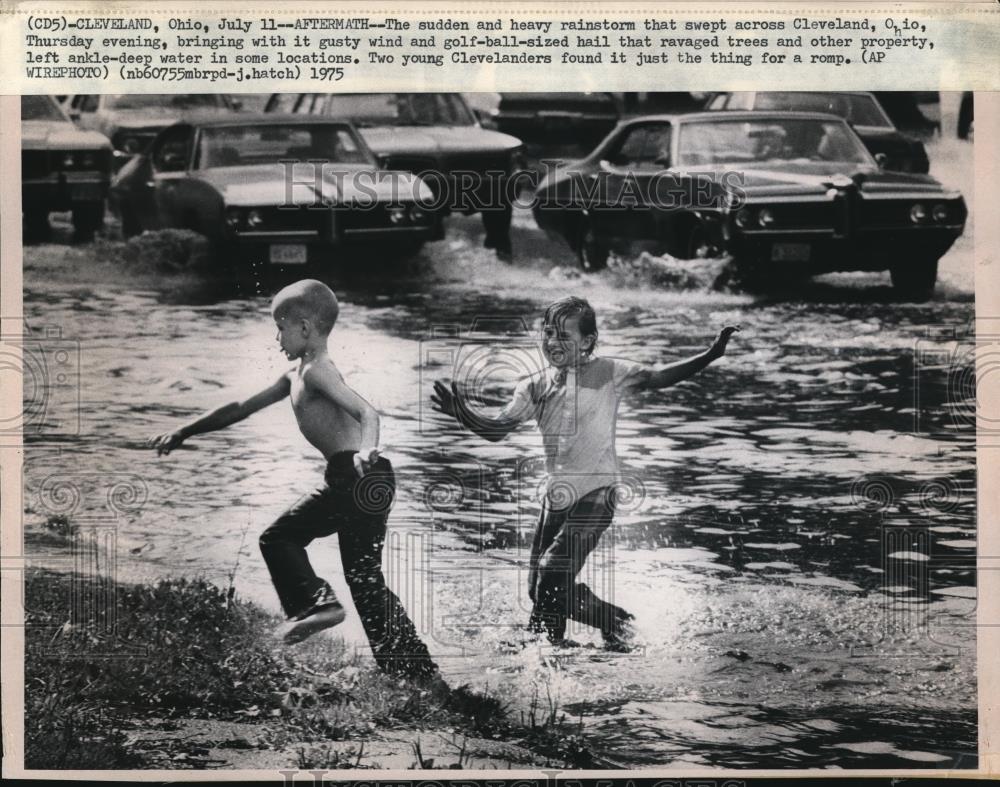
[21,207,977,769]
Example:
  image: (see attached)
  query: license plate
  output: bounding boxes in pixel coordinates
[771,242,811,262]
[269,244,308,265]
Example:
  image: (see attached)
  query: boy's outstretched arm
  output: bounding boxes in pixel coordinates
[149,373,292,455]
[302,363,380,476]
[632,326,740,391]
[431,380,520,443]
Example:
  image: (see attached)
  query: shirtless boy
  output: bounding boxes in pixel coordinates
[150,279,438,680]
[433,296,739,650]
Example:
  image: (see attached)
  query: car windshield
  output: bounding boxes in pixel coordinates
[677,118,874,167]
[319,93,476,126]
[105,94,225,110]
[22,95,67,121]
[196,124,372,168]
[753,92,893,128]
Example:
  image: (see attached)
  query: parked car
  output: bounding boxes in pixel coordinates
[64,94,241,168]
[532,111,966,299]
[477,92,619,149]
[264,93,523,255]
[705,92,930,173]
[110,115,438,266]
[21,94,112,241]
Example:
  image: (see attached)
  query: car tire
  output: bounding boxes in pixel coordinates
[576,219,609,272]
[71,200,104,243]
[23,210,50,243]
[668,219,718,261]
[891,257,938,301]
[119,203,142,239]
[385,240,426,261]
[731,258,771,291]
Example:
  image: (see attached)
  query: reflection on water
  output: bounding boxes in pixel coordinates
[22,241,976,768]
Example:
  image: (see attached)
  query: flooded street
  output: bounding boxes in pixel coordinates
[22,183,977,767]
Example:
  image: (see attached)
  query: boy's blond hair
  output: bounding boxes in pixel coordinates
[272,279,340,335]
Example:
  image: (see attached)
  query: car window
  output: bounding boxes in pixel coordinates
[21,95,67,121]
[678,118,872,166]
[152,126,194,172]
[607,124,672,169]
[105,95,223,110]
[267,93,302,114]
[79,95,100,112]
[710,92,753,110]
[196,124,371,168]
[312,93,476,127]
[753,92,893,128]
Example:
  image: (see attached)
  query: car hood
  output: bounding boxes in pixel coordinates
[685,162,952,198]
[194,163,434,206]
[358,126,521,157]
[22,120,111,150]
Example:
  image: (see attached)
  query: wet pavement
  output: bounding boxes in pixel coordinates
[21,179,977,768]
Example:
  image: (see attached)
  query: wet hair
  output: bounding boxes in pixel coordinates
[543,296,598,354]
[272,279,340,335]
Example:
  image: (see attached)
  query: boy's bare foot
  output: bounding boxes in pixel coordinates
[281,603,346,645]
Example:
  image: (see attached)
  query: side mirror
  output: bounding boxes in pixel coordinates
[376,153,391,170]
[68,110,81,121]
[874,152,888,169]
[230,99,243,111]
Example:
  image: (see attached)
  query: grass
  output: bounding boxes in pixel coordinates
[22,569,519,769]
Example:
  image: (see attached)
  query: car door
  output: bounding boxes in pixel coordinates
[131,125,196,230]
[588,121,675,242]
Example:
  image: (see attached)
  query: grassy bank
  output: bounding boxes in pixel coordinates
[24,569,600,770]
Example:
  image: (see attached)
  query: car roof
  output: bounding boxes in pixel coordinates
[627,110,849,123]
[717,90,876,97]
[172,112,357,129]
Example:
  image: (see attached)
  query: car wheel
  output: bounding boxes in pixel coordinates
[385,240,426,260]
[23,210,50,242]
[576,219,609,272]
[666,219,718,261]
[71,200,104,243]
[119,203,142,239]
[891,257,938,301]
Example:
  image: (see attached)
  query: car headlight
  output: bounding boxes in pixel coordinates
[62,153,75,168]
[247,209,264,228]
[910,203,927,223]
[80,152,97,169]
[409,205,428,223]
[734,208,753,228]
[758,208,775,227]
[388,206,408,225]
[932,203,948,222]
[225,208,241,229]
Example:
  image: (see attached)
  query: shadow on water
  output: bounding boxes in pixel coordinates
[566,698,976,769]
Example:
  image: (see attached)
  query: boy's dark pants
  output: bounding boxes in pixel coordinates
[527,486,632,642]
[259,452,437,679]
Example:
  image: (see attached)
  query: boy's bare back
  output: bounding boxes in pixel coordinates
[151,279,381,478]
[288,357,363,460]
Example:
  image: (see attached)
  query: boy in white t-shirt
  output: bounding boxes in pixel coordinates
[433,296,739,650]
